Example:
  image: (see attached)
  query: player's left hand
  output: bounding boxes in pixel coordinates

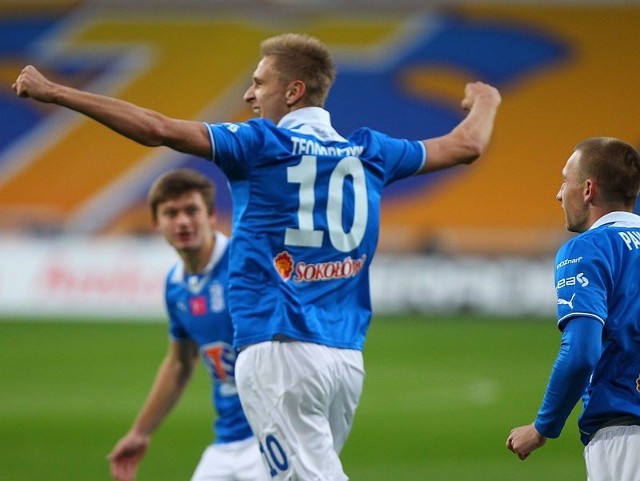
[12,65,57,102]
[506,423,547,460]
[461,81,501,111]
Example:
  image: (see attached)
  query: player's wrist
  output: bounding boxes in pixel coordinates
[533,419,554,440]
[129,426,153,441]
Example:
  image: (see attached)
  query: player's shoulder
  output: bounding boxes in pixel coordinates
[165,261,184,287]
[579,222,640,249]
[247,117,277,130]
[561,230,593,251]
[556,227,619,270]
[344,127,399,157]
[347,126,383,143]
[212,233,231,272]
[347,127,422,150]
[211,118,275,137]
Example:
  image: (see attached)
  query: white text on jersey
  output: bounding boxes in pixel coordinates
[291,136,364,157]
[618,231,640,251]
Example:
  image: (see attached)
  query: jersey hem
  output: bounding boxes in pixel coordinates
[236,334,364,352]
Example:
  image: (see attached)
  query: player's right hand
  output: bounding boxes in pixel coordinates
[107,432,151,481]
[506,423,547,460]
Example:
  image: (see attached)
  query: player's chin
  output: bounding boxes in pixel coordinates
[172,236,196,250]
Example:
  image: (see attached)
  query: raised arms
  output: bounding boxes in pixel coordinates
[13,65,212,159]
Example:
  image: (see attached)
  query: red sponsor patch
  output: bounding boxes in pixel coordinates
[189,296,208,316]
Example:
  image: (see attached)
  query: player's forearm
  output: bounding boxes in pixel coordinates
[534,356,587,438]
[454,92,501,161]
[534,318,601,437]
[15,66,211,157]
[420,93,500,172]
[129,358,194,436]
[49,83,170,147]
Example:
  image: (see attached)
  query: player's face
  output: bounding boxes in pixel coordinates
[243,55,290,123]
[154,191,216,253]
[557,151,589,233]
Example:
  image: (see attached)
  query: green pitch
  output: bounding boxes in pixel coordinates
[0,316,585,480]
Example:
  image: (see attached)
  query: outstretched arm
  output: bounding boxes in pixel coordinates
[107,339,199,481]
[419,81,501,173]
[13,65,211,158]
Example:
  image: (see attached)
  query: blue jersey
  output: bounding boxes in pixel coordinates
[165,232,253,444]
[554,211,640,444]
[205,107,425,350]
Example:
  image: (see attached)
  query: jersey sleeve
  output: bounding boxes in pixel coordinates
[204,120,265,179]
[534,316,602,438]
[365,130,425,185]
[554,236,610,331]
[385,138,426,185]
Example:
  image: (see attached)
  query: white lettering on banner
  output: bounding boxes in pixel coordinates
[619,231,640,250]
[0,237,176,319]
[41,264,160,296]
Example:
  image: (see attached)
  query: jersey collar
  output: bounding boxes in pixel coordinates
[171,231,229,286]
[277,107,347,142]
[590,211,640,230]
[206,231,229,272]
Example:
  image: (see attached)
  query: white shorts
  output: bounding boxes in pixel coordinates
[190,437,270,481]
[584,425,640,481]
[235,341,365,481]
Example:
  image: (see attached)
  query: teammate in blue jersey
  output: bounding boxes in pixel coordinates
[507,137,640,481]
[14,33,500,480]
[107,169,268,481]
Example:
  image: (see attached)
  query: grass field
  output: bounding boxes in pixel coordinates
[0,315,586,481]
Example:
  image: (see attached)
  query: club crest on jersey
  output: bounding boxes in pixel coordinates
[273,251,367,282]
[274,251,295,281]
[636,375,640,393]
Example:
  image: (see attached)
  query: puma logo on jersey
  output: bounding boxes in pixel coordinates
[557,293,576,309]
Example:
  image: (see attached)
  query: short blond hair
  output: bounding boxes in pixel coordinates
[260,33,336,106]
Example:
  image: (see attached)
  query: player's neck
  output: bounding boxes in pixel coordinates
[182,234,216,274]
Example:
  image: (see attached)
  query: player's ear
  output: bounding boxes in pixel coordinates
[285,80,306,106]
[583,178,596,203]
